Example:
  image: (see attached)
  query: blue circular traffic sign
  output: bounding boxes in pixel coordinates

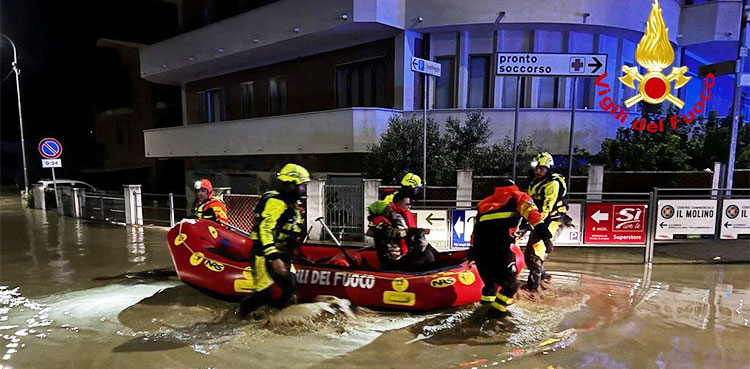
[38,138,62,159]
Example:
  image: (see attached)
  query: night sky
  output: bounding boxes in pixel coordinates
[0,0,177,188]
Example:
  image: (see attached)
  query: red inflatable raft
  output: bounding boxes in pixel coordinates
[166,219,524,311]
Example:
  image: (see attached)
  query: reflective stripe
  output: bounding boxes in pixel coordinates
[491,301,508,312]
[479,211,515,222]
[263,246,280,256]
[481,295,497,302]
[496,294,514,305]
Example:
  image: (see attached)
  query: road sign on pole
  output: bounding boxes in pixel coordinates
[38,138,62,159]
[411,56,442,202]
[38,138,63,212]
[41,159,62,168]
[496,53,607,180]
[410,57,441,77]
[496,53,607,77]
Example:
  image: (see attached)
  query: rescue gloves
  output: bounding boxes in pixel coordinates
[533,223,554,253]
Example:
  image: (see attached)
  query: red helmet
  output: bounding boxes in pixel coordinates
[194,178,213,194]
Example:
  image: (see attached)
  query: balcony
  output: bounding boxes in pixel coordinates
[141,0,405,85]
[143,108,398,157]
[679,0,742,46]
[144,107,624,159]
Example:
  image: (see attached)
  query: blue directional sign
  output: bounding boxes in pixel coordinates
[410,57,442,77]
[451,209,477,249]
[38,138,63,159]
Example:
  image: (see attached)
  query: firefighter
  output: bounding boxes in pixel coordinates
[523,152,569,291]
[383,173,422,203]
[236,164,309,318]
[470,180,553,318]
[192,178,228,223]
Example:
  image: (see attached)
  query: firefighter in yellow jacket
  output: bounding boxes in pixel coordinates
[524,152,569,291]
[236,164,309,317]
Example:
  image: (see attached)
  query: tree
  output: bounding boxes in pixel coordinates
[364,112,539,185]
[597,101,749,170]
[597,102,694,170]
[363,114,450,185]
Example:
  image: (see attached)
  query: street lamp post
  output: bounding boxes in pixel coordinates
[1,33,30,197]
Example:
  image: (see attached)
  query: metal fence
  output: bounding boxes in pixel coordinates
[224,194,262,233]
[139,192,190,226]
[325,184,364,241]
[83,192,126,223]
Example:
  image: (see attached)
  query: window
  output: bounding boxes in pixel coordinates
[197,88,224,123]
[537,77,562,108]
[575,78,593,109]
[502,76,529,108]
[269,76,287,116]
[468,55,491,108]
[240,81,254,119]
[335,57,386,108]
[434,56,455,109]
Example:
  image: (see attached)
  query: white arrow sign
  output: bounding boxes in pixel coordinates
[496,53,607,77]
[591,210,609,224]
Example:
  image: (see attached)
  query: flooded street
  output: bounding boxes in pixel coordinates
[1,195,748,369]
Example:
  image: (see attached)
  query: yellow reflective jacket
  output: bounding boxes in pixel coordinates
[527,173,568,221]
[249,191,305,259]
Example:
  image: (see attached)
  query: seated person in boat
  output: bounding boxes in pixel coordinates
[192,178,228,223]
[367,194,437,271]
[236,164,310,318]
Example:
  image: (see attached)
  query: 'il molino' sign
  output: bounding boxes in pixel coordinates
[596,0,715,133]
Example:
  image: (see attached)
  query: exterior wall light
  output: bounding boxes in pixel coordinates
[294,27,301,33]
[341,14,348,20]
[417,16,424,22]
[253,38,260,43]
[582,13,590,24]
[217,48,224,53]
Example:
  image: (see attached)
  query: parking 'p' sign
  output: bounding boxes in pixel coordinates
[39,138,63,159]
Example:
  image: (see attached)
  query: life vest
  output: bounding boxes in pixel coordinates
[249,191,306,257]
[527,173,568,220]
[194,196,228,223]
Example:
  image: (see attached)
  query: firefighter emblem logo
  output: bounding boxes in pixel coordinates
[726,205,740,219]
[619,0,690,108]
[661,205,675,219]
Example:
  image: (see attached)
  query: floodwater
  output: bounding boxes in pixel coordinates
[0,195,748,369]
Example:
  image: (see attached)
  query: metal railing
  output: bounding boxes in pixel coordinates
[139,192,190,227]
[83,192,126,223]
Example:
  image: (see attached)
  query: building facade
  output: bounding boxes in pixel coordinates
[140,0,746,192]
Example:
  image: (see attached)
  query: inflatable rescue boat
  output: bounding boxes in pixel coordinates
[166,219,524,311]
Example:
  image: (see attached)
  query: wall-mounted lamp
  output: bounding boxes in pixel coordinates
[253,38,259,43]
[294,27,301,33]
[341,14,348,20]
[495,11,505,23]
[217,48,224,53]
[724,32,733,37]
[161,63,168,68]
[417,16,424,22]
[582,13,590,24]
[188,56,194,61]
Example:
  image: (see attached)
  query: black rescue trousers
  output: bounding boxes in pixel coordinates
[474,249,520,313]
